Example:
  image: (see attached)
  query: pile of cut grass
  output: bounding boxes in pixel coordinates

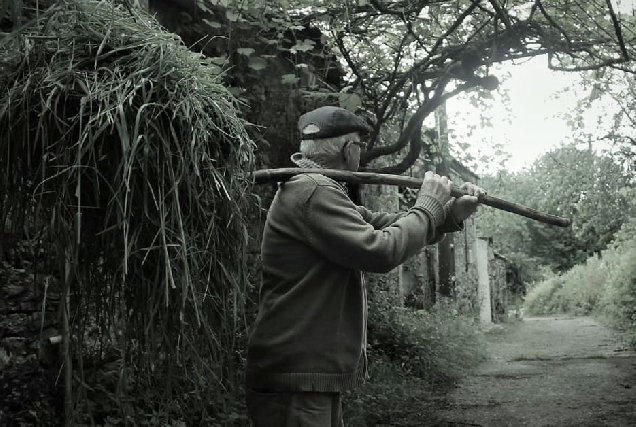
[1,0,255,423]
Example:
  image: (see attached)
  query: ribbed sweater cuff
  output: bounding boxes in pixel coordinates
[413,194,445,229]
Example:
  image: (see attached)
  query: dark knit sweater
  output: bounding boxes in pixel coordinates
[245,173,461,392]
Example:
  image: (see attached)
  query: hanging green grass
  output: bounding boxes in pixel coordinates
[0,0,255,423]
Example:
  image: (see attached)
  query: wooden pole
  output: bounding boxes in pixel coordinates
[250,168,572,228]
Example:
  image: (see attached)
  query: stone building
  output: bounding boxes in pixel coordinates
[397,158,520,322]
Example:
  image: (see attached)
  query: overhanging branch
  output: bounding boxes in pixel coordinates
[605,0,630,61]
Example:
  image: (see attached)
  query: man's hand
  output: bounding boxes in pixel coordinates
[418,171,452,206]
[451,182,486,222]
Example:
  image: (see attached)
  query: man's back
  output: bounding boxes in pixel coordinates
[247,173,367,392]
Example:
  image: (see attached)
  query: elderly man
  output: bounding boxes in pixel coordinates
[245,106,484,427]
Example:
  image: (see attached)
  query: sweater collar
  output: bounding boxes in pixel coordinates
[290,152,349,193]
[290,152,324,169]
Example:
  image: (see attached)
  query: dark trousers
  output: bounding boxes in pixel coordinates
[246,388,344,427]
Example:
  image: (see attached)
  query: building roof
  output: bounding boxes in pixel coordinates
[450,158,479,183]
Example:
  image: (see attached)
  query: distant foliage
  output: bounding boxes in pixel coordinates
[477,145,635,280]
[523,257,608,316]
[598,221,636,346]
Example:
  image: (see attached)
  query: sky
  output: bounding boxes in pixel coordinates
[444,0,635,175]
[446,57,583,173]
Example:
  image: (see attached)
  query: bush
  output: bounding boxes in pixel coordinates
[343,353,440,427]
[524,255,609,316]
[599,246,636,347]
[367,292,487,385]
[523,274,566,315]
[342,294,487,426]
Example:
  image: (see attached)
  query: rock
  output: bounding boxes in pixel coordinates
[1,337,30,355]
[0,314,30,336]
[4,283,27,298]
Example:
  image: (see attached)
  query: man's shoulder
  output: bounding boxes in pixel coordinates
[288,173,343,191]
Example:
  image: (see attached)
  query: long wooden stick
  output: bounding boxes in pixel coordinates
[251,168,571,228]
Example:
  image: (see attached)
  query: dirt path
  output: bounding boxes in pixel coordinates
[434,316,636,427]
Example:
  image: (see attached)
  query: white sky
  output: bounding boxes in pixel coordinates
[444,0,635,175]
[446,57,583,173]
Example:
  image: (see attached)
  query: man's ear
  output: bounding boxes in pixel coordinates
[342,141,354,162]
[342,141,352,162]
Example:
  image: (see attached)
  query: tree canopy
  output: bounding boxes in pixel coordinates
[321,0,634,173]
[182,0,635,173]
[476,144,636,278]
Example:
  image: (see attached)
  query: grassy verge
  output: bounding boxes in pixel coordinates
[523,218,636,349]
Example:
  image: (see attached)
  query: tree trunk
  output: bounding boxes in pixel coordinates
[435,101,454,298]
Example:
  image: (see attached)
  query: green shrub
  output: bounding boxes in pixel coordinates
[523,274,566,315]
[599,246,636,347]
[367,293,487,386]
[523,255,609,316]
[343,295,487,427]
[343,353,441,427]
[558,255,608,315]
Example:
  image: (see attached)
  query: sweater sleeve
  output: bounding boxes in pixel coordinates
[304,184,433,274]
[355,205,406,229]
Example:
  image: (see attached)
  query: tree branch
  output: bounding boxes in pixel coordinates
[599,133,636,146]
[534,0,572,53]
[604,0,630,61]
[363,76,450,162]
[487,0,511,30]
[370,125,424,174]
[548,55,626,72]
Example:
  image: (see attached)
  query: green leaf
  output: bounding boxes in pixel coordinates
[202,19,222,29]
[237,48,255,57]
[290,39,315,53]
[226,10,239,21]
[281,74,299,85]
[209,55,228,65]
[248,57,268,71]
[339,93,362,111]
[228,87,244,97]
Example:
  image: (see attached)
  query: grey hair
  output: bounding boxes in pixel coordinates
[300,132,359,164]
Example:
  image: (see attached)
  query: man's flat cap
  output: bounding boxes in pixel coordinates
[298,106,372,140]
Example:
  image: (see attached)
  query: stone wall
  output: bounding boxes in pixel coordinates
[0,237,60,367]
[0,237,63,423]
[450,216,479,315]
[490,252,515,321]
